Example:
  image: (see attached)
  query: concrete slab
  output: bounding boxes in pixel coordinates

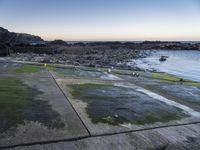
[49,66,122,81]
[0,62,51,78]
[0,75,89,148]
[55,76,200,135]
[1,61,200,149]
[7,123,200,150]
[132,79,200,111]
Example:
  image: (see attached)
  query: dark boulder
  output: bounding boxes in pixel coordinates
[48,40,67,45]
[159,56,168,62]
[0,27,15,44]
[11,33,44,45]
[0,42,9,56]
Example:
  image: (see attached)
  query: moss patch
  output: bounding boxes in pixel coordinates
[152,72,200,87]
[132,109,183,124]
[184,82,200,88]
[0,77,64,133]
[12,64,43,73]
[67,83,186,125]
[152,72,180,82]
[112,69,135,76]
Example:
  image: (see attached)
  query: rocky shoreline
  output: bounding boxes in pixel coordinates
[7,50,144,69]
[1,26,200,69]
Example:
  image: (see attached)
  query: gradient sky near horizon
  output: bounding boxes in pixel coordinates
[0,0,200,41]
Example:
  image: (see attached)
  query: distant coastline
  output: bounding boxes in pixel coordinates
[65,41,200,45]
[1,26,200,69]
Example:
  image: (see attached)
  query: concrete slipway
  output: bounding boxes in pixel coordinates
[0,60,200,150]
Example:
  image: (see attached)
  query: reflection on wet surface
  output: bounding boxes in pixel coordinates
[68,83,188,125]
[140,81,200,111]
[52,67,122,80]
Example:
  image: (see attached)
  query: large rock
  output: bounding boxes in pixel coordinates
[48,40,67,45]
[0,27,44,45]
[0,27,15,44]
[12,33,44,45]
[0,42,9,56]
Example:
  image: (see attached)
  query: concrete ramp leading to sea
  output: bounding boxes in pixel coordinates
[0,60,200,150]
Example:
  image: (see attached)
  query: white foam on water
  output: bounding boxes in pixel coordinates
[100,72,122,81]
[114,82,200,117]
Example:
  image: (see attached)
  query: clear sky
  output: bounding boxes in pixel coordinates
[0,0,200,41]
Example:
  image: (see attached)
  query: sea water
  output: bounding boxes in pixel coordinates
[128,50,200,82]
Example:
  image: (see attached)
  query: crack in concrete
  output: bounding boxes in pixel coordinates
[48,70,92,136]
[1,61,200,149]
[1,121,200,149]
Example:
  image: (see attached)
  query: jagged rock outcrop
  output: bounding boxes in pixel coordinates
[12,33,44,45]
[0,27,15,44]
[0,27,44,45]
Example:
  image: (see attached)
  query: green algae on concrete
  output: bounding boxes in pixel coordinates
[0,63,44,74]
[0,77,64,133]
[152,72,180,82]
[67,83,187,126]
[184,82,200,88]
[112,69,137,76]
[12,64,43,73]
[152,72,200,88]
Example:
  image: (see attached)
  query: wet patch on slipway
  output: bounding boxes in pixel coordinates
[67,83,190,126]
[50,66,122,80]
[0,77,64,134]
[0,63,89,148]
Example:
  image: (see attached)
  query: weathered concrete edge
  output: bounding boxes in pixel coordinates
[48,70,92,136]
[2,122,200,150]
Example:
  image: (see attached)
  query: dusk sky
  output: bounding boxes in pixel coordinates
[0,0,200,41]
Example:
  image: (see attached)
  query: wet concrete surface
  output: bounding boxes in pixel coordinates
[52,66,200,135]
[0,62,89,148]
[6,123,200,150]
[134,79,200,111]
[50,66,122,81]
[0,62,51,78]
[67,83,187,125]
[1,61,200,149]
